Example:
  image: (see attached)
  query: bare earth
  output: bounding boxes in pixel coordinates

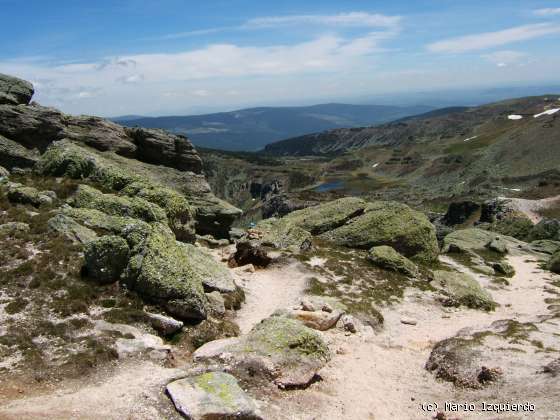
[1,252,559,419]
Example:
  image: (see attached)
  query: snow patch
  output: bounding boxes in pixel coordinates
[372,163,379,168]
[534,108,560,118]
[463,135,478,142]
[508,115,523,120]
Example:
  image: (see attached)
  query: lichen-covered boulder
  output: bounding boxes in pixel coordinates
[528,218,560,242]
[485,236,508,254]
[0,134,39,169]
[368,245,418,277]
[492,215,534,241]
[47,213,98,244]
[492,261,515,277]
[0,165,8,178]
[166,372,262,420]
[61,207,151,250]
[320,201,439,263]
[530,239,560,255]
[84,235,130,284]
[126,223,208,321]
[426,319,554,389]
[274,197,367,235]
[256,219,313,250]
[38,140,198,241]
[178,243,237,294]
[69,184,167,224]
[0,222,30,235]
[194,315,331,389]
[548,251,560,274]
[0,73,34,105]
[432,270,496,311]
[442,228,524,254]
[6,184,56,207]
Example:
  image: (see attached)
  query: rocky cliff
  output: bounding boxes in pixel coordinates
[0,73,241,237]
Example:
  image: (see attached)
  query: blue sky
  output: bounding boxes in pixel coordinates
[1,0,559,116]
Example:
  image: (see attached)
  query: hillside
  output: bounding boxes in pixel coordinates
[116,103,433,151]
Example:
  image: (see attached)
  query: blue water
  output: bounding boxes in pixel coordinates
[314,180,345,193]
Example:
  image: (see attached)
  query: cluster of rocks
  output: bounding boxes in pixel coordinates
[0,73,240,237]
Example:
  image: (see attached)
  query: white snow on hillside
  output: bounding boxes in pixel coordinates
[508,115,523,120]
[534,108,560,118]
[463,135,478,142]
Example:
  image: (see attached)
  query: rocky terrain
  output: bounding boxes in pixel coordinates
[1,73,560,419]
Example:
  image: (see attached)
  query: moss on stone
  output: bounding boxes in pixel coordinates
[70,184,167,224]
[83,235,130,284]
[433,270,496,311]
[127,223,207,321]
[368,245,419,277]
[320,201,439,263]
[242,316,330,362]
[257,218,313,250]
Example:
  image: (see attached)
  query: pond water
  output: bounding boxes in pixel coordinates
[314,180,345,192]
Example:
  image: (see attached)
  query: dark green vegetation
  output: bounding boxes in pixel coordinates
[117,103,433,151]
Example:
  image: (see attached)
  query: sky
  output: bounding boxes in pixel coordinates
[0,0,559,116]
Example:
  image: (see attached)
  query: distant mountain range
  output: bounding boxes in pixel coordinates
[113,103,434,151]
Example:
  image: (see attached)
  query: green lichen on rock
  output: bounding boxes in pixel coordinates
[492,215,534,241]
[433,270,496,311]
[242,316,330,361]
[166,372,261,419]
[257,218,313,250]
[61,207,151,251]
[548,251,560,274]
[178,242,237,293]
[37,140,196,240]
[121,181,195,241]
[491,261,515,277]
[47,213,98,244]
[274,196,367,235]
[84,235,130,284]
[368,245,418,277]
[529,239,560,255]
[0,221,30,235]
[69,184,167,224]
[442,228,524,254]
[0,165,8,178]
[0,134,39,169]
[320,200,439,263]
[6,183,55,207]
[126,223,207,321]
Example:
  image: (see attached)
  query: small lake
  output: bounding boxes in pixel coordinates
[314,180,345,192]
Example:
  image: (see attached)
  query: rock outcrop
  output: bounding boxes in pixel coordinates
[0,73,34,105]
[166,372,262,420]
[368,245,418,277]
[426,319,557,389]
[255,197,439,262]
[194,315,331,389]
[0,74,240,237]
[432,270,496,311]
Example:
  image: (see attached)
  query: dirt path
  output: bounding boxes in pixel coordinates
[506,195,560,223]
[0,361,185,419]
[244,254,560,420]
[234,262,309,334]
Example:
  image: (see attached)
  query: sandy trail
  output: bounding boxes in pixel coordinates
[234,262,309,334]
[506,195,560,223]
[0,362,185,420]
[244,254,560,420]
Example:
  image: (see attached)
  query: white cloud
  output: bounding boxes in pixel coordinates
[244,12,401,29]
[427,23,560,53]
[482,50,527,67]
[533,8,560,17]
[151,12,401,40]
[117,74,144,84]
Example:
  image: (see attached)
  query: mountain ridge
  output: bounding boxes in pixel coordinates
[115,103,434,151]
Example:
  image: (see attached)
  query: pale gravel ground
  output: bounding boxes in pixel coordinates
[2,252,559,419]
[505,195,560,223]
